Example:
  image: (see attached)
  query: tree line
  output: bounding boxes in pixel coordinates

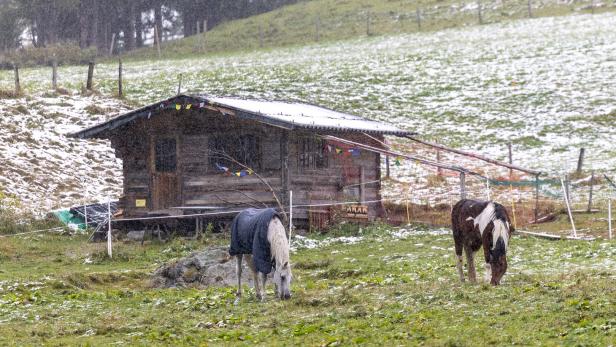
[0,0,297,54]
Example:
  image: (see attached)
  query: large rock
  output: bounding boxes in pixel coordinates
[151,247,253,288]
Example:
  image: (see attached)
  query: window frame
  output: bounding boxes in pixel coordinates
[154,138,177,173]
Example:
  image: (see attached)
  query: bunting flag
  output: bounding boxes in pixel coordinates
[175,104,181,110]
[395,157,402,166]
[215,163,253,177]
[349,148,361,157]
[335,148,343,154]
[186,104,192,110]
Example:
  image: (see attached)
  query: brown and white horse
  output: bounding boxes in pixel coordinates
[451,199,513,285]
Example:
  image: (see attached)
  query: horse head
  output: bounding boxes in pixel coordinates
[489,222,513,285]
[273,261,292,300]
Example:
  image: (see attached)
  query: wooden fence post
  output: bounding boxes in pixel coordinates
[259,24,264,48]
[534,174,539,222]
[561,177,577,237]
[416,8,422,30]
[118,58,123,97]
[477,0,483,24]
[608,199,612,240]
[13,64,20,94]
[52,58,58,90]
[577,148,585,173]
[587,170,594,212]
[508,142,513,180]
[177,74,183,95]
[460,172,466,200]
[527,0,533,18]
[366,10,371,36]
[86,61,95,91]
[109,32,116,56]
[315,15,321,42]
[436,149,442,177]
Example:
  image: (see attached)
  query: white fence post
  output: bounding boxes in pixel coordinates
[107,198,113,258]
[288,190,293,247]
[561,178,577,238]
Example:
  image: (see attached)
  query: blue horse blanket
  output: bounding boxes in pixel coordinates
[229,208,280,274]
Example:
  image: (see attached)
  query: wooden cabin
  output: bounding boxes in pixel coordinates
[71,94,411,230]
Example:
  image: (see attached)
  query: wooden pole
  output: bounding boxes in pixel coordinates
[51,58,58,90]
[118,58,123,97]
[366,10,371,36]
[416,8,421,30]
[587,171,594,212]
[86,61,95,91]
[576,148,585,173]
[315,16,321,42]
[177,74,182,94]
[107,198,113,258]
[203,20,208,52]
[406,136,541,176]
[477,0,483,24]
[154,25,162,58]
[609,199,612,240]
[527,0,532,18]
[109,32,116,56]
[534,174,539,222]
[289,190,293,247]
[508,142,513,180]
[460,172,466,200]
[591,0,595,14]
[561,178,577,238]
[259,24,264,48]
[13,64,20,94]
[436,149,442,177]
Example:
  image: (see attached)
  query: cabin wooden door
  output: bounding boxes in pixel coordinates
[150,137,181,210]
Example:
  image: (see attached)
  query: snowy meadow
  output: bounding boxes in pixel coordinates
[1,13,615,210]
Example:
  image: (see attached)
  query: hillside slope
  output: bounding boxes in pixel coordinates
[1,12,615,213]
[0,94,128,214]
[125,0,610,60]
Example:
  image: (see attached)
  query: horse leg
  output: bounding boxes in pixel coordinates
[483,244,492,283]
[465,246,477,283]
[245,255,261,301]
[454,235,465,282]
[258,272,267,302]
[235,254,243,299]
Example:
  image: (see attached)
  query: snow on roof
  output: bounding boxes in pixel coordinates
[71,94,412,139]
[205,96,410,135]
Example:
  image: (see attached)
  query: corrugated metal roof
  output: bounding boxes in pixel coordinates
[70,94,412,139]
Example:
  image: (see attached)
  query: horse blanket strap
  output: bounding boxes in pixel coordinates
[229,208,278,274]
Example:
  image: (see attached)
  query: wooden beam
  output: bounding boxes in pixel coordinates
[405,136,542,176]
[321,135,487,179]
[281,131,290,207]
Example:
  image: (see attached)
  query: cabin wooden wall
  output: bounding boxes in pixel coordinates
[289,131,383,221]
[110,108,384,223]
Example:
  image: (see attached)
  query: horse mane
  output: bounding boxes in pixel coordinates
[469,201,510,251]
[267,216,289,268]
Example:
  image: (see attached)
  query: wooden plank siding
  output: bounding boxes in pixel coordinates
[109,108,384,222]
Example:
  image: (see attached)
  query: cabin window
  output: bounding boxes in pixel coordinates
[209,134,261,171]
[298,137,328,170]
[155,138,177,172]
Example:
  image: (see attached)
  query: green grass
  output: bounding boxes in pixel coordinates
[0,224,614,345]
[123,0,612,61]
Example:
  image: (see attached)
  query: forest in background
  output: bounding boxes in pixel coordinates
[0,0,298,55]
